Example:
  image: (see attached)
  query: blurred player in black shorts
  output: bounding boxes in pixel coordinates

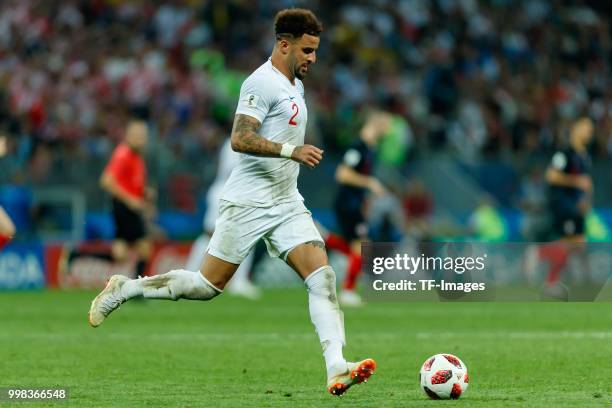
[538,117,594,292]
[327,111,391,306]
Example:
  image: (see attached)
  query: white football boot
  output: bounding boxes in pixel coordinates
[88,274,129,327]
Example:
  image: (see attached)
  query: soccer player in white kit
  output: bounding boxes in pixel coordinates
[88,8,376,396]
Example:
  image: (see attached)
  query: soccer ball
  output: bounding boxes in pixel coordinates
[420,353,469,399]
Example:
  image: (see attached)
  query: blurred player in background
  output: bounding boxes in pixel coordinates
[185,138,260,300]
[89,9,376,397]
[99,120,153,278]
[326,111,391,306]
[546,117,594,243]
[534,117,594,295]
[0,206,15,251]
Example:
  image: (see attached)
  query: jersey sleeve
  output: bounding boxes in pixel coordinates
[342,148,363,169]
[550,151,568,172]
[235,75,277,123]
[104,145,128,180]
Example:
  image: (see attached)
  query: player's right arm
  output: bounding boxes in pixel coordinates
[335,148,385,196]
[230,114,323,168]
[230,114,282,158]
[545,168,592,192]
[336,165,386,196]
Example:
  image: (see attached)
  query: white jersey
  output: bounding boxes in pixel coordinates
[220,59,308,207]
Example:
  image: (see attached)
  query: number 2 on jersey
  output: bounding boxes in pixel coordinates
[289,102,299,126]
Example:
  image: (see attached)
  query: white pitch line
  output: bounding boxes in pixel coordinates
[1,331,612,340]
[415,331,612,339]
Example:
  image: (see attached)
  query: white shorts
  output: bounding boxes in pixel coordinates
[207,200,324,264]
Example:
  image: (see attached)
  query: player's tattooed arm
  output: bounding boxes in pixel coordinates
[230,114,324,167]
[230,114,282,157]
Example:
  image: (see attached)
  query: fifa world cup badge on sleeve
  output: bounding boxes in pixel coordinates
[243,94,260,107]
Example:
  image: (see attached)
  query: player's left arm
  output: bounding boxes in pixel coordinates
[230,114,323,168]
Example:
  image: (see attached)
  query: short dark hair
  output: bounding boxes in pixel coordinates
[274,8,322,41]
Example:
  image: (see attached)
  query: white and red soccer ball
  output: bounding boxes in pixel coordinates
[420,353,469,399]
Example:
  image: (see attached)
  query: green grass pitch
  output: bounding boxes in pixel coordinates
[1,290,611,407]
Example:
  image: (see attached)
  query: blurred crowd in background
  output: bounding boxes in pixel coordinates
[0,0,610,241]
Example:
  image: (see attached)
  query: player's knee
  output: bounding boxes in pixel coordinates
[319,251,329,267]
[294,241,329,274]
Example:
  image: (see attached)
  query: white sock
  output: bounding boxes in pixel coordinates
[323,342,347,377]
[304,265,347,378]
[121,279,143,299]
[121,269,222,301]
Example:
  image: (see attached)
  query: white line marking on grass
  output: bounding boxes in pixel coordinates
[415,331,612,339]
[1,331,612,340]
